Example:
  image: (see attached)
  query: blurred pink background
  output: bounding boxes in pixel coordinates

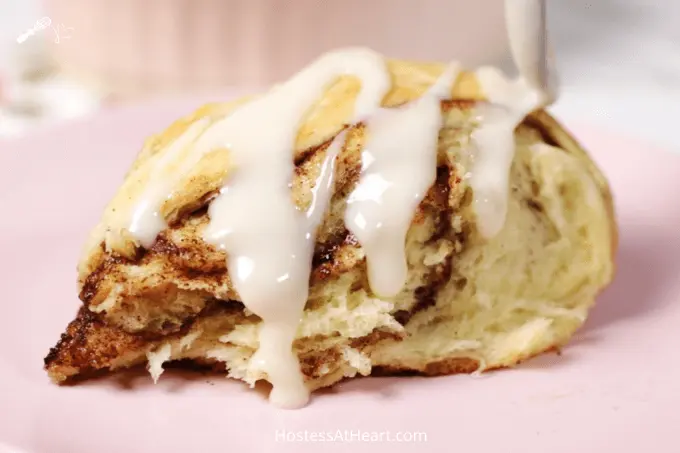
[45,0,507,99]
[0,0,510,137]
[1,0,679,151]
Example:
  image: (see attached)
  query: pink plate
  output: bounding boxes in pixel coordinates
[1,98,679,453]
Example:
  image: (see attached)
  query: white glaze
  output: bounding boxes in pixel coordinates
[468,0,558,238]
[199,48,390,408]
[128,47,390,251]
[345,64,459,297]
[128,118,211,247]
[122,1,557,408]
[206,133,345,408]
[468,68,541,238]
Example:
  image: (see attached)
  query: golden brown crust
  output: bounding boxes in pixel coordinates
[45,302,562,385]
[45,306,147,383]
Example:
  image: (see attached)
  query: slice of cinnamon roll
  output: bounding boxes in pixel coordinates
[45,51,616,408]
